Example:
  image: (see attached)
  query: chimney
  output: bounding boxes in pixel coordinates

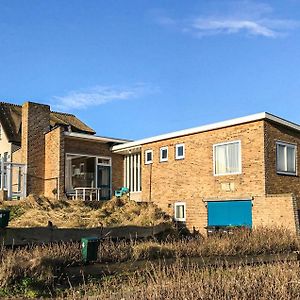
[21,102,50,195]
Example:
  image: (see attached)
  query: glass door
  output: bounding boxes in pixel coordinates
[97,165,111,200]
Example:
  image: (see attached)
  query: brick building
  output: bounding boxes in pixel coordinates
[1,101,300,234]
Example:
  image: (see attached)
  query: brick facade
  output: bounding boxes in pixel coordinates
[10,101,123,199]
[21,102,50,195]
[44,127,65,199]
[264,121,300,201]
[139,120,300,235]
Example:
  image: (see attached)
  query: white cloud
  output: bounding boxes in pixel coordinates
[158,1,299,38]
[52,83,156,111]
[191,19,276,37]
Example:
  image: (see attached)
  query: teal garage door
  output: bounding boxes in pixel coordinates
[207,200,252,227]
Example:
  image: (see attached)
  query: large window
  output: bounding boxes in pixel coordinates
[276,142,297,175]
[174,202,186,222]
[124,153,141,192]
[214,141,241,175]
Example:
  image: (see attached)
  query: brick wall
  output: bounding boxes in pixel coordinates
[64,138,123,192]
[264,121,300,201]
[140,120,265,233]
[253,194,299,233]
[11,148,22,163]
[21,102,50,195]
[44,127,65,199]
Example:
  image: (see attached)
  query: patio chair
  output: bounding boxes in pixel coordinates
[114,187,129,198]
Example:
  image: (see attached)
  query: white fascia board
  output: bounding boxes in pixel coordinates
[64,132,130,144]
[112,112,300,152]
[112,112,267,151]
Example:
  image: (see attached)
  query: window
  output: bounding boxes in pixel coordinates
[214,141,241,175]
[160,147,168,162]
[3,152,8,162]
[79,163,85,174]
[276,142,296,175]
[174,202,186,222]
[124,153,141,192]
[145,150,153,164]
[175,144,185,160]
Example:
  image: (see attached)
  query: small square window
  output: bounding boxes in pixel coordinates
[145,150,153,164]
[175,144,185,160]
[160,147,168,162]
[174,202,186,222]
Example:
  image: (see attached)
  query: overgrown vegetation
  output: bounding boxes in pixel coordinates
[62,260,300,299]
[0,227,298,298]
[2,195,170,227]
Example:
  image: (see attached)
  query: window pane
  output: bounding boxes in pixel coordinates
[177,146,184,157]
[227,143,239,173]
[146,152,152,162]
[277,144,286,172]
[162,149,167,159]
[175,205,184,219]
[287,146,296,173]
[215,145,227,174]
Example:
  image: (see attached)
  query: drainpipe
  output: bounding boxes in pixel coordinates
[149,163,152,202]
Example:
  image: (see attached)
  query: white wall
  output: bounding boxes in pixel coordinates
[0,125,13,161]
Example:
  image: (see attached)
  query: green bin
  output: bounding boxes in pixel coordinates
[0,210,10,228]
[81,237,100,263]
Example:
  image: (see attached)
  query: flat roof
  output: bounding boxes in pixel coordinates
[64,132,131,144]
[112,112,300,152]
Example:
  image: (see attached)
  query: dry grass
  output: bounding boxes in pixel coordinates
[100,227,300,262]
[62,260,300,300]
[0,227,298,298]
[0,243,81,289]
[3,195,170,228]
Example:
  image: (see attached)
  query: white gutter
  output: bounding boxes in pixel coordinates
[112,112,300,152]
[64,132,130,144]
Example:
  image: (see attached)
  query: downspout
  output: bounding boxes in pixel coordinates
[149,163,152,202]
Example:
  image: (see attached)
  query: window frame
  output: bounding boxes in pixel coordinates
[276,141,297,176]
[213,140,242,176]
[174,202,186,222]
[175,143,185,160]
[145,149,153,165]
[160,146,168,162]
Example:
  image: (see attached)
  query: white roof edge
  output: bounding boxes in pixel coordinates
[64,132,130,144]
[112,112,300,152]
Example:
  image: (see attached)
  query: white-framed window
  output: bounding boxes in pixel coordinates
[124,153,141,192]
[174,202,186,222]
[276,141,297,175]
[175,144,185,160]
[145,150,153,164]
[160,146,168,162]
[213,140,241,176]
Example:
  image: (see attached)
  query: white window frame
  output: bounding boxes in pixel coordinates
[213,140,242,176]
[145,149,153,165]
[175,143,185,160]
[174,202,186,222]
[160,146,168,162]
[276,141,297,176]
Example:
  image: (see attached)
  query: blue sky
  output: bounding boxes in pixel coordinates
[1,0,300,139]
